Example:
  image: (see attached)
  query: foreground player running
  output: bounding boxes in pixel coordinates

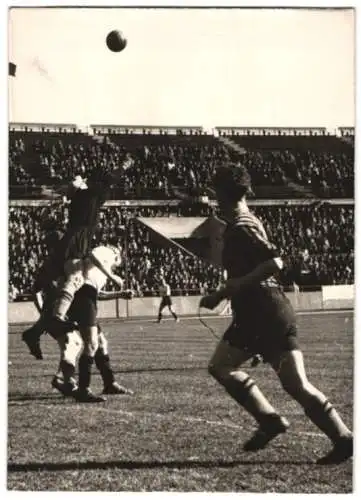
[200,163,353,465]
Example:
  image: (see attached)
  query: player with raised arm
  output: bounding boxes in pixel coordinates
[200,163,353,465]
[49,170,124,335]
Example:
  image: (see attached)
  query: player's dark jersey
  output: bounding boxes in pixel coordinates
[222,210,280,290]
[67,183,108,231]
[44,230,63,252]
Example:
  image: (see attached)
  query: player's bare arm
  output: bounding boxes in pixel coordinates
[200,258,283,310]
[99,290,134,301]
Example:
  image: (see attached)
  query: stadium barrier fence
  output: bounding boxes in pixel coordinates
[8,285,353,324]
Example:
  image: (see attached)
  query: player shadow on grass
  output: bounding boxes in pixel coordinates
[8,457,315,472]
[8,394,73,404]
[12,366,207,379]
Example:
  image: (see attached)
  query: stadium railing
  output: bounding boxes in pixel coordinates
[8,284,354,324]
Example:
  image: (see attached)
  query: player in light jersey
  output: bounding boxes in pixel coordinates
[200,163,352,465]
[54,244,133,402]
[157,277,179,323]
[26,244,133,403]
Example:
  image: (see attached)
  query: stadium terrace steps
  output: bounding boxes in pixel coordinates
[217,134,314,199]
[9,128,354,200]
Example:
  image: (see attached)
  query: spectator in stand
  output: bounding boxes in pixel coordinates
[10,130,353,199]
[8,203,354,300]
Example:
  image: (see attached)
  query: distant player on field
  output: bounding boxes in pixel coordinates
[157,277,179,323]
[200,163,353,465]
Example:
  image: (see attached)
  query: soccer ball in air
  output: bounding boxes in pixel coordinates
[106,30,127,52]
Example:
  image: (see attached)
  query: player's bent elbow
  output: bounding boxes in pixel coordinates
[208,361,228,384]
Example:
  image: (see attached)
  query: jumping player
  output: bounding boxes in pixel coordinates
[200,163,353,465]
[49,171,124,334]
[157,277,179,323]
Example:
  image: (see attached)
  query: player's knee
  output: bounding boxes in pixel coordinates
[83,336,99,357]
[98,332,108,353]
[63,331,83,364]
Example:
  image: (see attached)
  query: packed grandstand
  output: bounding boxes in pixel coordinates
[8,123,354,301]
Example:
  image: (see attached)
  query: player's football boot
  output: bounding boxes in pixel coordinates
[316,435,353,465]
[103,382,134,395]
[74,388,107,403]
[243,414,290,451]
[22,328,43,360]
[51,376,78,397]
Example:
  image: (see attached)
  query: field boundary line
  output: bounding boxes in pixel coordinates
[8,308,354,329]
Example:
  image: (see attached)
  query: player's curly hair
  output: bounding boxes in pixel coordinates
[212,162,252,200]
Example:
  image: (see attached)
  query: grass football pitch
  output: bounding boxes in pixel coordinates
[8,311,353,492]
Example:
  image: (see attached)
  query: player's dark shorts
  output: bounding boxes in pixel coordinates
[56,227,94,264]
[159,296,172,308]
[67,284,98,328]
[224,286,299,362]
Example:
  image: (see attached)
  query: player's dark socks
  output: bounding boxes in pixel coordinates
[60,360,76,384]
[157,311,162,323]
[304,399,352,443]
[103,382,134,395]
[94,351,115,387]
[74,388,107,403]
[22,327,44,360]
[78,354,94,392]
[171,310,178,321]
[316,435,353,465]
[52,376,78,397]
[243,414,290,451]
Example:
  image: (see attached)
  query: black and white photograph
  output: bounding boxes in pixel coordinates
[6,4,355,493]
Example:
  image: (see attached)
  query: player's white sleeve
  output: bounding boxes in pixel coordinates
[84,246,119,292]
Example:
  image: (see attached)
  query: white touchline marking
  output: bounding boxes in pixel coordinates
[68,405,326,440]
[108,309,353,325]
[10,309,353,329]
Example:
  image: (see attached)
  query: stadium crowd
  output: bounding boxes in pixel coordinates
[8,203,354,300]
[9,131,353,198]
